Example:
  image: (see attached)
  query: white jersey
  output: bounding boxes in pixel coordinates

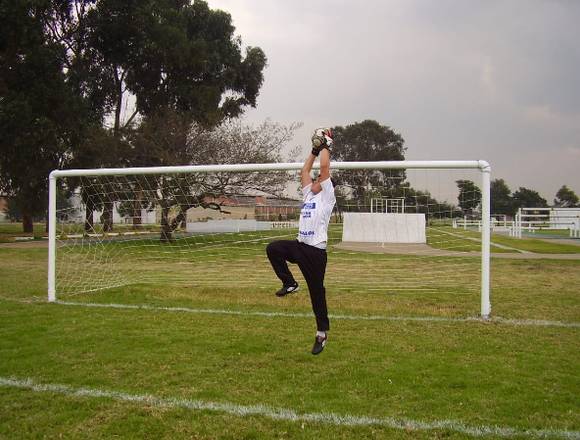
[297,178,336,249]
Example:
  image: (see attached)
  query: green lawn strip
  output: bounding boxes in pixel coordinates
[489,235,580,254]
[52,285,483,325]
[0,222,47,242]
[531,229,574,238]
[0,248,47,299]
[0,223,46,234]
[490,259,580,322]
[0,221,203,243]
[430,226,580,254]
[0,300,578,435]
[4,221,578,255]
[1,247,579,438]
[427,228,514,253]
[52,242,485,311]
[0,222,163,236]
[2,247,580,323]
[0,388,472,440]
[57,257,580,323]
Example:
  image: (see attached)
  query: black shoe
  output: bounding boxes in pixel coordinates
[275,282,299,297]
[311,334,327,355]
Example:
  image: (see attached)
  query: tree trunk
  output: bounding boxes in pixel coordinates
[84,203,94,233]
[160,206,172,242]
[102,202,114,232]
[177,205,187,229]
[180,209,187,229]
[113,66,124,137]
[132,204,142,229]
[22,212,33,234]
[132,192,142,229]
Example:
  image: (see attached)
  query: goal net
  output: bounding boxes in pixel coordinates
[48,161,491,317]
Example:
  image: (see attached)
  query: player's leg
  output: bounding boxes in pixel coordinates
[266,240,300,296]
[295,244,329,353]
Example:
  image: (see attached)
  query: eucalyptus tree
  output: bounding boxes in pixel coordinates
[1,0,268,233]
[512,187,548,210]
[0,0,90,232]
[456,180,482,216]
[330,120,406,211]
[490,178,514,216]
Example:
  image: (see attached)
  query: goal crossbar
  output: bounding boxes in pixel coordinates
[49,160,490,178]
[48,160,492,318]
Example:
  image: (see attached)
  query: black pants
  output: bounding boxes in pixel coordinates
[266,240,329,332]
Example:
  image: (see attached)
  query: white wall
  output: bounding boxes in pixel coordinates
[186,219,273,233]
[342,213,426,243]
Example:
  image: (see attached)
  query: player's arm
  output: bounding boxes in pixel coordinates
[301,152,316,189]
[318,147,330,182]
[302,127,333,188]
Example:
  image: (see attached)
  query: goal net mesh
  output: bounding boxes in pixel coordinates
[53,167,485,311]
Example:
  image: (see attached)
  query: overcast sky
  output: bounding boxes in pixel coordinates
[207,0,579,201]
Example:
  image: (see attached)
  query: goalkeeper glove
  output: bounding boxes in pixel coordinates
[311,128,333,156]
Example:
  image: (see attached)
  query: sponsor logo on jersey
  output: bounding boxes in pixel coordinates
[302,202,316,209]
[299,230,315,236]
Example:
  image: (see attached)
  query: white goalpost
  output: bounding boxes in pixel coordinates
[48,160,492,318]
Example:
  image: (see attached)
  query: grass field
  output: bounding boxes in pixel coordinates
[0,222,162,243]
[0,227,579,439]
[434,226,580,254]
[524,229,575,238]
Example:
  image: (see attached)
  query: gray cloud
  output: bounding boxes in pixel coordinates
[209,0,580,199]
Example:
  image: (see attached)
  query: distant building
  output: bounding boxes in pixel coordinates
[186,195,302,223]
[254,196,302,221]
[185,195,302,234]
[64,192,157,225]
[60,192,303,226]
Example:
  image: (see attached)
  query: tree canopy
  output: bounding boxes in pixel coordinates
[456,180,482,216]
[0,0,90,232]
[490,178,514,216]
[554,185,579,208]
[79,0,267,128]
[512,187,548,210]
[122,117,301,240]
[0,0,268,232]
[330,120,406,206]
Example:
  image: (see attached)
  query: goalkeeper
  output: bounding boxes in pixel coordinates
[266,128,336,355]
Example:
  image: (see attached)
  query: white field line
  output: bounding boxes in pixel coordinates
[0,377,578,439]
[51,300,580,328]
[431,227,528,253]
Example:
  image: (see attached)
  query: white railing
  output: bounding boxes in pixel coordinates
[453,215,513,233]
[513,208,580,238]
[453,217,482,232]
